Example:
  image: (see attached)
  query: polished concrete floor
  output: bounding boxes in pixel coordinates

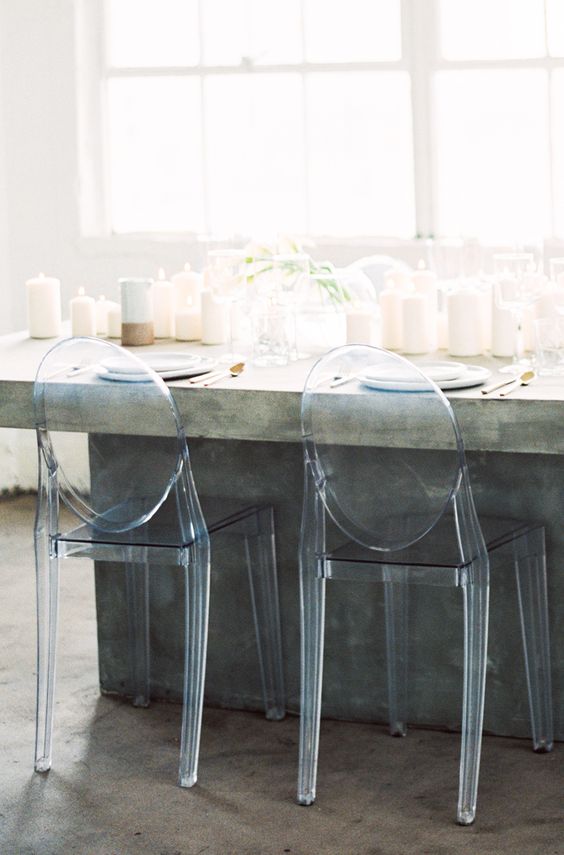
[1,496,562,855]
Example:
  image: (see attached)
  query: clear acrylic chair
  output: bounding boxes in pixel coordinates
[297,345,552,825]
[33,337,285,787]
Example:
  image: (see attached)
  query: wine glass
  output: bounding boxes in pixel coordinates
[493,252,542,374]
[207,249,248,363]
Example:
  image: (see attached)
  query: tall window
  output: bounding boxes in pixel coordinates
[93,0,564,241]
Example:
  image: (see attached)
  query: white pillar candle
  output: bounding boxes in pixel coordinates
[26,273,62,338]
[379,288,403,350]
[402,293,432,354]
[95,295,111,337]
[70,287,96,337]
[107,303,122,338]
[175,305,202,341]
[412,260,438,350]
[447,287,483,357]
[480,282,493,352]
[172,263,203,312]
[201,289,228,345]
[152,268,175,338]
[437,311,448,349]
[346,309,376,345]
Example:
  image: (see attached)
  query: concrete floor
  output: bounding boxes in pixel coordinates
[1,496,562,855]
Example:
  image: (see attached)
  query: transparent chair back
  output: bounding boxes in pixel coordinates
[35,336,184,532]
[302,345,467,555]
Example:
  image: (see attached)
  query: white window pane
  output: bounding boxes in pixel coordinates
[107,78,204,232]
[435,71,550,241]
[439,0,546,60]
[547,0,564,56]
[304,0,401,62]
[107,0,199,67]
[306,72,415,237]
[552,72,564,236]
[205,74,306,235]
[202,0,302,65]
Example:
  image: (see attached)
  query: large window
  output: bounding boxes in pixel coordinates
[89,0,564,241]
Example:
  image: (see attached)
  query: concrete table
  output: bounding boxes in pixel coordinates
[1,331,563,740]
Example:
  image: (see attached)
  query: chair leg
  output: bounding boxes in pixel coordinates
[457,560,489,826]
[125,557,150,708]
[244,506,285,721]
[383,570,408,737]
[514,529,553,753]
[178,539,210,788]
[297,559,326,806]
[34,537,60,773]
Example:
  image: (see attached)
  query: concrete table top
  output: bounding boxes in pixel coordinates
[1,330,564,453]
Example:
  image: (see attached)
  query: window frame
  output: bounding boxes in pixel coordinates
[76,0,564,250]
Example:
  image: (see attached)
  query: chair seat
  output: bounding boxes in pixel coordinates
[57,497,265,550]
[326,515,536,571]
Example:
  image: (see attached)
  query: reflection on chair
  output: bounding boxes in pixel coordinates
[33,337,284,788]
[297,344,552,825]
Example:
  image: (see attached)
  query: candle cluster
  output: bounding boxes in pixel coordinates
[25,263,225,346]
[378,262,564,358]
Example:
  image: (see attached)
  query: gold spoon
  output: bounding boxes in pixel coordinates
[201,362,245,386]
[481,369,535,395]
[498,369,536,397]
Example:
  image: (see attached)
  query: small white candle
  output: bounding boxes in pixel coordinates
[175,304,202,341]
[378,287,404,350]
[26,273,62,338]
[412,260,438,351]
[70,287,96,337]
[95,295,110,337]
[107,303,122,338]
[152,268,175,338]
[172,263,203,312]
[346,309,376,345]
[447,286,483,357]
[383,268,412,291]
[402,293,432,354]
[201,289,228,345]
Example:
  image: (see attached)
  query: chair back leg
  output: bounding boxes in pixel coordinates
[244,506,285,721]
[125,553,151,708]
[514,529,554,752]
[383,567,409,737]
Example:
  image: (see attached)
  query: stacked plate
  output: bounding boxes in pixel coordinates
[358,361,491,392]
[97,352,216,382]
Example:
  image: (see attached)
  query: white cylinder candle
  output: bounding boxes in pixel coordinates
[172,263,203,312]
[26,273,62,338]
[152,268,175,338]
[384,268,412,290]
[379,288,403,350]
[107,303,122,338]
[70,287,96,337]
[402,293,432,354]
[95,295,110,337]
[201,289,228,345]
[412,261,438,351]
[447,287,483,357]
[175,306,202,341]
[346,309,376,345]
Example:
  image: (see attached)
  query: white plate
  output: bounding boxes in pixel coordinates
[101,352,201,375]
[358,364,491,392]
[97,357,217,383]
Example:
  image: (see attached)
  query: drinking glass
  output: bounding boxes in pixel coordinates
[493,253,542,373]
[207,249,249,363]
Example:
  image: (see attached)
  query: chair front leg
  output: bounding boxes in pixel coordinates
[513,528,553,753]
[178,538,210,788]
[383,567,408,737]
[125,552,151,708]
[245,506,285,721]
[34,460,59,773]
[458,558,489,826]
[297,465,326,806]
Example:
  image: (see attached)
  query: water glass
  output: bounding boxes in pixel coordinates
[534,317,564,375]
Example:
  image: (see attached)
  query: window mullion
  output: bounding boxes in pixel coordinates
[403,0,438,239]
